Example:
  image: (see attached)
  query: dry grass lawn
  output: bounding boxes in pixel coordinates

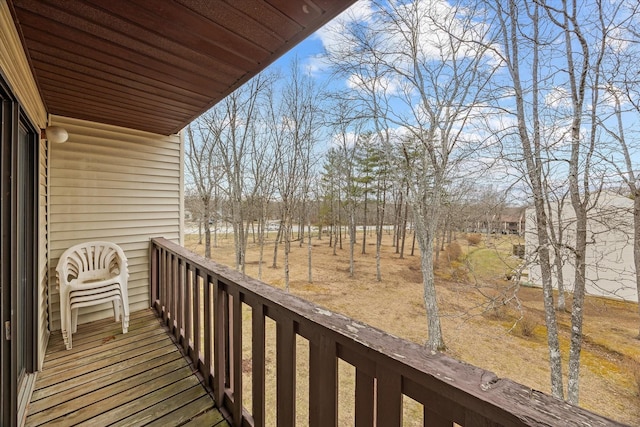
[183,228,640,425]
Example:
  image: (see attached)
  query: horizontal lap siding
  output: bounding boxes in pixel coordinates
[48,116,182,330]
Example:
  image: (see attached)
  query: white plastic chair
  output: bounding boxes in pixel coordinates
[56,241,130,349]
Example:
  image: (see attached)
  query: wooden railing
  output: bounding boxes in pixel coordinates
[149,237,622,427]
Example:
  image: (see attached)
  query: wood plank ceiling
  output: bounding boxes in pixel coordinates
[8,0,355,135]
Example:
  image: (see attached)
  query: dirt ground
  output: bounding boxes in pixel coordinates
[183,228,640,425]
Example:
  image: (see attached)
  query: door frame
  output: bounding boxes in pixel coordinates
[1,73,39,427]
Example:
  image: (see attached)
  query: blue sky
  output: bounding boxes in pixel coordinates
[257,0,640,199]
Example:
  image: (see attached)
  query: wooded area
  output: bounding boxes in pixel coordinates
[185,0,640,408]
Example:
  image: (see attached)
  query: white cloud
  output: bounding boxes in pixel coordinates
[346,73,403,96]
[545,87,571,108]
[315,0,374,53]
[328,131,361,149]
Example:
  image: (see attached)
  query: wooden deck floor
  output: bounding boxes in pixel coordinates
[25,309,229,427]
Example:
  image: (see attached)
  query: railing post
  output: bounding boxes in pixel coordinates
[204,274,213,383]
[277,318,296,427]
[171,253,179,334]
[193,269,202,365]
[183,263,193,354]
[252,303,266,427]
[149,240,158,308]
[232,291,243,427]
[176,259,184,345]
[161,248,169,323]
[309,334,337,427]
[355,368,375,427]
[376,366,402,427]
[185,264,194,355]
[213,275,226,406]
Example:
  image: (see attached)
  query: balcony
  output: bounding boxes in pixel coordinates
[26,238,623,426]
[24,309,227,426]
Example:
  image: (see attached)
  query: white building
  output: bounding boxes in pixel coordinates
[525,191,638,302]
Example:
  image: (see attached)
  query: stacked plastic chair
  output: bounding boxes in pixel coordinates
[56,241,130,350]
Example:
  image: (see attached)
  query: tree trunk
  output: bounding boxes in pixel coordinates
[284,221,291,291]
[399,200,409,259]
[258,219,265,280]
[499,0,564,398]
[413,204,445,351]
[635,194,640,339]
[553,248,566,311]
[362,183,368,254]
[567,211,587,404]
[534,198,564,399]
[411,231,416,257]
[204,201,211,259]
[547,197,566,312]
[349,209,356,277]
[376,180,386,282]
[272,220,283,268]
[308,219,313,283]
[376,208,383,282]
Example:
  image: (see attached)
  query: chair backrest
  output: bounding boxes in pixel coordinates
[56,241,128,286]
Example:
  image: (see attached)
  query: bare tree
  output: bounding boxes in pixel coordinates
[599,9,640,336]
[199,73,274,272]
[487,0,626,403]
[487,0,564,398]
[185,124,219,258]
[326,98,366,278]
[379,0,496,351]
[268,58,322,291]
[538,0,623,404]
[323,0,497,351]
[543,177,569,312]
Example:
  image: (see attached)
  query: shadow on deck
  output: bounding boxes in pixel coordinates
[25,309,229,427]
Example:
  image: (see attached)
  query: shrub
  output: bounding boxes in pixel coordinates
[449,263,468,282]
[515,316,537,338]
[485,304,509,321]
[445,242,463,262]
[466,233,482,246]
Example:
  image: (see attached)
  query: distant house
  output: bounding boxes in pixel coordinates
[462,205,526,235]
[498,206,526,235]
[525,192,638,303]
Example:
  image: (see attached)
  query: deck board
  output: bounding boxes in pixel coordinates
[108,384,209,427]
[26,309,229,427]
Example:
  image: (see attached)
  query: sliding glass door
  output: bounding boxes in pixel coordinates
[1,76,38,427]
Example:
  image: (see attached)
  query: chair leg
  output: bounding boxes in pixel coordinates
[113,299,121,322]
[122,299,129,334]
[120,285,130,334]
[61,289,71,350]
[66,307,74,350]
[72,308,79,334]
[62,328,70,350]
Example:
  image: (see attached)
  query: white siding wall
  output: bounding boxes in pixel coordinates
[525,193,638,303]
[0,0,49,371]
[48,115,183,330]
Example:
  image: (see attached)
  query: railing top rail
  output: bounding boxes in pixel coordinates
[150,237,623,427]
